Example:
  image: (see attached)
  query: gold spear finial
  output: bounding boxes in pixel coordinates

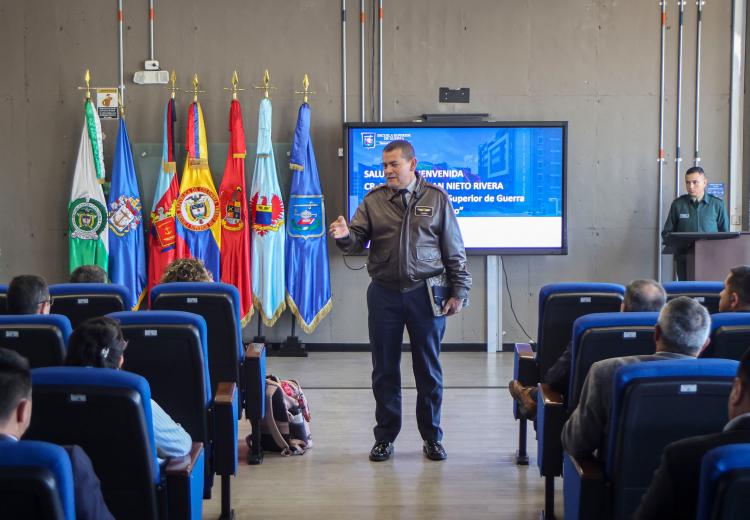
[224,70,245,100]
[166,70,180,99]
[189,73,205,102]
[77,69,93,100]
[254,69,277,99]
[295,73,316,104]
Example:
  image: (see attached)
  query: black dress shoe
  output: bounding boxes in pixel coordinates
[369,441,394,461]
[423,440,447,461]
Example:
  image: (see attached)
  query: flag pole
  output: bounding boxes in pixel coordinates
[674,0,685,197]
[694,0,705,166]
[657,1,667,282]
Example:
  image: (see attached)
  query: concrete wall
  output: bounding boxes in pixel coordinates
[0,0,734,345]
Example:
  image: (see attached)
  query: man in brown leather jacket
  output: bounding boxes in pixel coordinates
[329,140,471,462]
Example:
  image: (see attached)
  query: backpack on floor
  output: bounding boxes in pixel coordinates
[260,375,312,456]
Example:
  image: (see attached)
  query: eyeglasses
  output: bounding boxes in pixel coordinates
[36,298,53,306]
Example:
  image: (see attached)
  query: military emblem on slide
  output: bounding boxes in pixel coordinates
[288,195,324,239]
[176,187,219,231]
[108,195,142,237]
[222,186,245,232]
[250,192,284,237]
[69,198,107,240]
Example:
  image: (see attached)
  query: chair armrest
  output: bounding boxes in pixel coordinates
[514,343,539,387]
[213,382,238,476]
[563,452,605,520]
[537,384,566,477]
[244,344,267,420]
[166,443,205,520]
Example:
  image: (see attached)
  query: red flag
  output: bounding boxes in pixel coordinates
[147,99,180,302]
[220,99,253,324]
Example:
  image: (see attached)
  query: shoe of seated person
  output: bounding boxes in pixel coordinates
[369,440,394,462]
[509,380,537,418]
[423,440,447,461]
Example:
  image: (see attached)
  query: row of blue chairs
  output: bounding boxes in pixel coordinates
[511,281,742,518]
[0,282,268,519]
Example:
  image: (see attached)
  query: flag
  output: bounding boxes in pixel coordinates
[250,98,285,326]
[220,99,253,325]
[147,98,180,297]
[69,99,108,273]
[285,103,332,333]
[107,118,147,310]
[174,101,221,280]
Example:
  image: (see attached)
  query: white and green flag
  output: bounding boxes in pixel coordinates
[68,99,108,273]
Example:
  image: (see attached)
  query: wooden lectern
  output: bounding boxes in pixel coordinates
[662,232,747,280]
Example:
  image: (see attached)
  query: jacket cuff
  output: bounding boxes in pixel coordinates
[452,287,469,300]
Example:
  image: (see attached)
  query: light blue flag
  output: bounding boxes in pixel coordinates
[250,98,286,326]
[108,118,147,309]
[285,103,332,333]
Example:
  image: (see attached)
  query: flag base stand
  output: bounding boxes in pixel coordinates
[278,335,308,357]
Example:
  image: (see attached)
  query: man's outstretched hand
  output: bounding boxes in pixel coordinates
[329,215,350,239]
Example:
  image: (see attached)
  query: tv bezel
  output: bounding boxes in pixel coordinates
[343,121,568,256]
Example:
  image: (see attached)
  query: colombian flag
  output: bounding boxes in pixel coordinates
[174,101,221,279]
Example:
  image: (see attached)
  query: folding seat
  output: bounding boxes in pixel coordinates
[535,311,658,518]
[0,440,75,520]
[700,312,750,360]
[109,310,237,517]
[49,283,130,328]
[563,359,737,520]
[696,444,750,520]
[26,367,204,520]
[513,282,625,464]
[150,282,266,464]
[664,281,724,314]
[0,314,72,367]
[0,284,7,314]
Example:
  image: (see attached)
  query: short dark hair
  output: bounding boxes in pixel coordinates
[685,166,705,176]
[624,279,667,312]
[0,347,31,423]
[383,140,415,161]
[70,265,108,283]
[66,317,127,370]
[738,347,750,394]
[657,296,711,355]
[7,275,49,315]
[727,266,750,307]
[160,258,212,283]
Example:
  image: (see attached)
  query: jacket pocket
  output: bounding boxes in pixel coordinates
[416,246,441,262]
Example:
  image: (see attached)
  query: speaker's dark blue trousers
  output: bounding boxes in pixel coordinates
[367,281,446,443]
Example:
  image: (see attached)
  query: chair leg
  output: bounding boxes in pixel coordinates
[540,475,556,520]
[515,417,529,465]
[219,474,234,520]
[247,417,263,465]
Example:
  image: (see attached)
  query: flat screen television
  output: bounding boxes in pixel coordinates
[343,122,568,255]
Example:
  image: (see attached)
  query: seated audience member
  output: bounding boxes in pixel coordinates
[634,347,750,519]
[0,347,114,520]
[6,275,51,315]
[65,317,192,459]
[69,265,108,284]
[509,279,667,417]
[561,296,710,458]
[718,265,750,312]
[160,258,213,283]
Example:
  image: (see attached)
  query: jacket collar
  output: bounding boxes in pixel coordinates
[724,411,750,432]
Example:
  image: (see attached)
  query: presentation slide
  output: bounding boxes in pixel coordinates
[345,124,566,253]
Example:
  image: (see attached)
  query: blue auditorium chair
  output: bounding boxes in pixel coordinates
[697,444,750,520]
[535,311,658,517]
[0,314,72,367]
[150,282,266,465]
[0,284,8,314]
[0,440,75,520]
[513,282,625,464]
[109,310,237,517]
[664,281,724,314]
[26,367,204,520]
[700,312,750,360]
[563,359,737,520]
[49,283,130,328]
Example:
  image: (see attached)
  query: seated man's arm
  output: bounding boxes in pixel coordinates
[64,445,115,520]
[561,360,612,457]
[151,399,192,459]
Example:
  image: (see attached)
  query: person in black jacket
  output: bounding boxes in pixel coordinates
[0,347,114,520]
[634,347,750,519]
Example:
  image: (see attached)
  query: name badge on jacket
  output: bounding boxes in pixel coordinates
[679,213,690,219]
[415,206,433,217]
